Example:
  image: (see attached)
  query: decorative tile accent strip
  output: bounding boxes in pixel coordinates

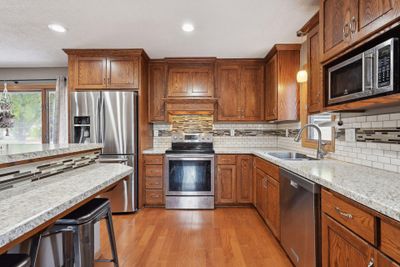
[158,130,172,137]
[170,115,213,133]
[212,130,231,136]
[234,129,279,137]
[0,151,100,191]
[357,128,400,144]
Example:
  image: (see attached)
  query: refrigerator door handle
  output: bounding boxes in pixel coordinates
[98,94,104,144]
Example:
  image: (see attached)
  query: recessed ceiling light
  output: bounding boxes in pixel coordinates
[182,23,194,32]
[48,24,67,33]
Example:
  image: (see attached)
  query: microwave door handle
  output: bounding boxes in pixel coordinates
[363,52,374,91]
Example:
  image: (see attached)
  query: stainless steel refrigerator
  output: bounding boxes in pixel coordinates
[71,91,138,213]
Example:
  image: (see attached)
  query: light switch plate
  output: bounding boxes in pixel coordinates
[345,128,356,142]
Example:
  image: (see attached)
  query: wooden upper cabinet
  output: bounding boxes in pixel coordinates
[148,62,167,122]
[167,61,214,98]
[216,61,264,121]
[67,51,142,90]
[307,25,323,114]
[236,155,253,203]
[375,250,400,267]
[265,45,300,122]
[75,57,107,89]
[265,55,278,120]
[240,64,264,121]
[322,213,375,267]
[320,0,400,62]
[217,64,242,120]
[320,0,356,61]
[107,57,139,88]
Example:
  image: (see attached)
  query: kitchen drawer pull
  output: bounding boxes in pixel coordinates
[151,194,161,198]
[290,180,298,189]
[335,207,353,219]
[367,258,374,267]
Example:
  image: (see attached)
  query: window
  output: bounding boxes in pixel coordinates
[0,85,55,144]
[308,114,333,141]
[2,91,43,144]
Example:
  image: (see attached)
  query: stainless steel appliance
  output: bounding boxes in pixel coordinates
[280,168,320,267]
[165,133,215,209]
[327,38,399,105]
[71,91,138,213]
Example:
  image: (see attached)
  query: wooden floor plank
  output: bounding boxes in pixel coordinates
[95,207,292,267]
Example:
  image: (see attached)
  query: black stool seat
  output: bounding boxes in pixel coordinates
[56,198,110,225]
[0,254,30,267]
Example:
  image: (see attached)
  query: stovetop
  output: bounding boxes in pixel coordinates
[166,133,214,154]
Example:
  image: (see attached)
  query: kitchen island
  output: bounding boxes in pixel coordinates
[0,144,133,254]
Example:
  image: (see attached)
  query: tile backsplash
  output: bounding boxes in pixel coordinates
[152,112,400,173]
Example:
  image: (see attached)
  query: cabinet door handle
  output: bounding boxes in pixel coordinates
[335,207,353,219]
[103,77,106,84]
[367,258,374,267]
[343,23,350,39]
[350,16,357,34]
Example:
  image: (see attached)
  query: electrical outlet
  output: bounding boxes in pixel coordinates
[345,128,356,142]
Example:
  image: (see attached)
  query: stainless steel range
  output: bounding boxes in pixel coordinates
[165,133,215,209]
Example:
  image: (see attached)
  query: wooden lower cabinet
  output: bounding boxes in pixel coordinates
[216,164,237,204]
[216,155,253,204]
[236,155,253,203]
[143,155,164,206]
[265,175,280,238]
[322,213,375,267]
[254,157,280,239]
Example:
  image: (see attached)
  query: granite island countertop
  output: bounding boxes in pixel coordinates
[144,146,400,221]
[0,163,132,250]
[0,143,103,165]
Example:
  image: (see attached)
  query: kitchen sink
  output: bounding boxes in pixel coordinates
[266,152,318,161]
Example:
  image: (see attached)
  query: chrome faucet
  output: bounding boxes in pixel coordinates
[294,123,327,159]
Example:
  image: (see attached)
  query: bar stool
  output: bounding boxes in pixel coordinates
[0,254,30,267]
[49,198,119,267]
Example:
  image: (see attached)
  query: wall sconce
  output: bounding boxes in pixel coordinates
[296,70,308,83]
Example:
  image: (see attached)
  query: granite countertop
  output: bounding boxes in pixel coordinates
[144,146,400,221]
[0,163,132,249]
[0,143,103,165]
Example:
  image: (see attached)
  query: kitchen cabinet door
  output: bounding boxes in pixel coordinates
[265,54,278,121]
[375,250,400,267]
[191,68,214,97]
[236,155,253,203]
[167,68,192,97]
[320,0,357,61]
[322,213,375,267]
[307,25,323,114]
[240,64,264,121]
[255,169,265,217]
[107,57,139,88]
[358,0,395,31]
[265,176,280,239]
[216,64,242,121]
[74,57,107,89]
[217,165,237,204]
[149,62,167,122]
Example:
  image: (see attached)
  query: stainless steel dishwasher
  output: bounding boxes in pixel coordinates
[280,168,321,267]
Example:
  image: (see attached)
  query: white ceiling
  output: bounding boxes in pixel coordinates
[0,0,319,67]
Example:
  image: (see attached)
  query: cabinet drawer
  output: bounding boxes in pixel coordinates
[321,189,375,244]
[145,190,164,205]
[145,165,163,177]
[145,177,163,189]
[144,155,163,165]
[217,155,237,165]
[254,157,279,181]
[381,219,400,263]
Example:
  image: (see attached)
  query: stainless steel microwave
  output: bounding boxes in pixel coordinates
[327,38,399,105]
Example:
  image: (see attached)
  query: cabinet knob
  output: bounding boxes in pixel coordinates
[367,258,374,267]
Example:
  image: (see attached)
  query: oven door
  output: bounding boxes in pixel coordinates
[328,51,373,105]
[165,154,215,196]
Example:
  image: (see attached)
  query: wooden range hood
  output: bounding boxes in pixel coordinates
[164,98,217,117]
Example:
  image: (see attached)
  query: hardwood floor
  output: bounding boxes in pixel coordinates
[96,207,292,267]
